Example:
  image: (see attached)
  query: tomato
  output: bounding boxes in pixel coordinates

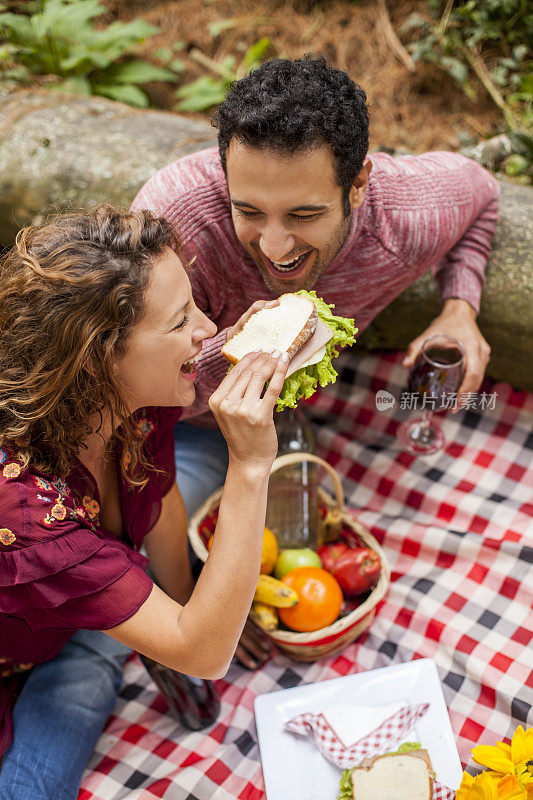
[279,567,343,632]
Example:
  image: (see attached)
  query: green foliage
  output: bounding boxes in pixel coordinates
[0,0,177,106]
[175,37,271,112]
[402,0,533,131]
[152,40,185,75]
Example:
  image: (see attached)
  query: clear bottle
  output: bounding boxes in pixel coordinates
[139,655,220,731]
[266,407,319,549]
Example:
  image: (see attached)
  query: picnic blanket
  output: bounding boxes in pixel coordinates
[79,350,533,800]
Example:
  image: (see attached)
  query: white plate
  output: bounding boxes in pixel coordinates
[254,658,462,800]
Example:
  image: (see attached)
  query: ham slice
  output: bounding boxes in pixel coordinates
[286,319,334,377]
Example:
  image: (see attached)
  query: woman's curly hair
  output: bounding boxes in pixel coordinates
[213,54,369,216]
[0,204,174,485]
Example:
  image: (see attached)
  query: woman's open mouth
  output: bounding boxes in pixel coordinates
[180,353,200,381]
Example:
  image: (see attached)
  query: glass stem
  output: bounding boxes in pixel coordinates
[421,408,432,431]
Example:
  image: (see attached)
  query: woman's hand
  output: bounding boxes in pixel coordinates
[227,299,280,342]
[209,350,289,471]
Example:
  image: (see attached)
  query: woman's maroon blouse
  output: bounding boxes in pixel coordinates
[0,406,182,754]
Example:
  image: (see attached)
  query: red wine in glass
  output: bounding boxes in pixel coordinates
[397,335,465,455]
[139,654,220,730]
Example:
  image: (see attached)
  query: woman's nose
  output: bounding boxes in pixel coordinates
[195,310,217,341]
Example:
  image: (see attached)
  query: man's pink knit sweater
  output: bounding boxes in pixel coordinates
[132,147,500,422]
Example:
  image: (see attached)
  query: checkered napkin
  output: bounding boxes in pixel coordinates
[285,702,455,799]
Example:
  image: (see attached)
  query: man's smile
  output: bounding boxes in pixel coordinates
[253,247,314,282]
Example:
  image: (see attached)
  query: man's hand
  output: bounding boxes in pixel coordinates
[235,618,272,670]
[227,299,279,341]
[403,299,491,411]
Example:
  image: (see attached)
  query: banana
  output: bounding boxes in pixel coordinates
[250,602,279,632]
[254,574,299,608]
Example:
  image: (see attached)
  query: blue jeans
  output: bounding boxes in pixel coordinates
[0,423,228,799]
[0,629,131,800]
[174,421,229,518]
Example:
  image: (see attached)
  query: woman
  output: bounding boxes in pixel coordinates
[0,205,289,799]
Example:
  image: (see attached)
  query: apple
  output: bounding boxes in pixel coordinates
[274,548,322,579]
[318,542,381,596]
[331,547,381,596]
[317,542,351,573]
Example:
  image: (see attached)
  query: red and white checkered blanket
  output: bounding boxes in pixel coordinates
[80,351,533,800]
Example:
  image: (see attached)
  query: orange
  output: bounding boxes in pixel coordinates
[278,567,343,632]
[260,527,279,574]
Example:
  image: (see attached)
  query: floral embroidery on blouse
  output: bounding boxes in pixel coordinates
[0,449,6,465]
[42,489,69,526]
[33,475,54,492]
[137,418,155,437]
[122,449,132,471]
[3,463,21,479]
[122,411,156,472]
[51,476,70,495]
[82,496,100,520]
[37,493,51,503]
[51,503,67,521]
[73,505,86,518]
[0,660,34,679]
[0,528,16,545]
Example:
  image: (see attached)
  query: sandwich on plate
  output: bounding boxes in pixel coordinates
[222,290,357,411]
[338,745,434,800]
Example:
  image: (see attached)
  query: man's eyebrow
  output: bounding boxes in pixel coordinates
[231,199,328,212]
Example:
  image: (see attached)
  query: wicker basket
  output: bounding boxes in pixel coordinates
[188,453,390,662]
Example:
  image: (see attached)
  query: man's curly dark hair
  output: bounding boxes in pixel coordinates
[213,55,369,216]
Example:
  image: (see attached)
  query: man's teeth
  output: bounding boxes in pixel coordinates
[271,254,306,271]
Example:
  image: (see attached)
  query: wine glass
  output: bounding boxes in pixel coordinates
[397,334,465,455]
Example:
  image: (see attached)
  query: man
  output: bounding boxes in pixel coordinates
[133,54,497,481]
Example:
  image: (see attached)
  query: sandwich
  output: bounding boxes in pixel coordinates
[222,290,357,411]
[339,746,434,800]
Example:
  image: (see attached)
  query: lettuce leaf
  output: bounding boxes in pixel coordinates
[338,769,354,800]
[276,290,357,412]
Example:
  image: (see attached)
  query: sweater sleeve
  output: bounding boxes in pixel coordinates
[430,157,500,313]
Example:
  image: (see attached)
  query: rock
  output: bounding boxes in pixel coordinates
[358,181,533,392]
[0,89,216,243]
[0,91,531,391]
[461,134,514,172]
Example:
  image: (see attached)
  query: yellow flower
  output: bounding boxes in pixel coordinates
[473,727,533,792]
[456,771,500,800]
[456,770,527,800]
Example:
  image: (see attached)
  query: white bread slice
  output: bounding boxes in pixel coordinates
[351,750,433,800]
[222,294,318,365]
